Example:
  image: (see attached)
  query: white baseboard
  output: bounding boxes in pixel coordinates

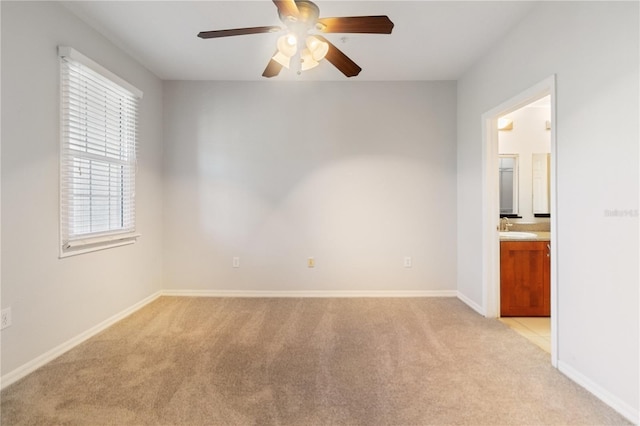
[557,360,638,425]
[0,291,162,390]
[161,289,458,298]
[456,291,485,316]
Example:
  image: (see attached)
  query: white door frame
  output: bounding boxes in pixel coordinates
[481,75,558,367]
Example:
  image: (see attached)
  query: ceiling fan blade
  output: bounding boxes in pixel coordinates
[198,26,281,39]
[315,36,362,77]
[317,16,394,34]
[262,53,284,78]
[272,0,299,20]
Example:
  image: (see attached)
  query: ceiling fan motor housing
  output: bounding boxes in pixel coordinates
[278,0,321,30]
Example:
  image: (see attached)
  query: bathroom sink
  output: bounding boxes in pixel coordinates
[499,231,537,239]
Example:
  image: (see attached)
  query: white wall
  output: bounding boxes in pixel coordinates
[163,81,457,294]
[457,1,638,421]
[499,103,551,222]
[1,1,164,376]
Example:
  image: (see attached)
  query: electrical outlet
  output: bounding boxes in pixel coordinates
[1,308,12,330]
[232,257,240,268]
[404,257,412,268]
[308,257,315,268]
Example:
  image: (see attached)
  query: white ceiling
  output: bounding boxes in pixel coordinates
[62,1,537,81]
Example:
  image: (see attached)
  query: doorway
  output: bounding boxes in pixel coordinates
[481,76,558,367]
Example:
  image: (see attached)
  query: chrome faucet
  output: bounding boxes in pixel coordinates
[500,217,513,231]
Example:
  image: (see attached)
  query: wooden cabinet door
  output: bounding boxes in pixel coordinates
[500,241,550,317]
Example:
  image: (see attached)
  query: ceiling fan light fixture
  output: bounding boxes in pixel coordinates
[272,51,292,69]
[276,34,297,57]
[198,0,394,78]
[306,35,329,61]
[300,48,320,71]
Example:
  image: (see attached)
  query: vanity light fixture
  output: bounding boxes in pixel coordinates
[498,118,513,131]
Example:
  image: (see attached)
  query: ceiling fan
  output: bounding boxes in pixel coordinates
[197,0,394,78]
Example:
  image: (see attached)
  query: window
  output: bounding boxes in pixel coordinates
[59,46,143,257]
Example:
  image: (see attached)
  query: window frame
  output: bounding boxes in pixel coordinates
[58,46,143,258]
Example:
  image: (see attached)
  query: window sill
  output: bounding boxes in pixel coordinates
[60,233,140,258]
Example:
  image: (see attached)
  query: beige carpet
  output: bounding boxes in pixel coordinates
[1,297,630,425]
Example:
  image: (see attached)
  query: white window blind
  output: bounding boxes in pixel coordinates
[59,46,142,256]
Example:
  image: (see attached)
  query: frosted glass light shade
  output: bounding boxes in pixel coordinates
[277,34,297,57]
[300,48,319,71]
[306,36,329,61]
[272,51,291,68]
[273,34,298,69]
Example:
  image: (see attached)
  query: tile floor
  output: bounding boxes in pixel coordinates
[498,317,551,353]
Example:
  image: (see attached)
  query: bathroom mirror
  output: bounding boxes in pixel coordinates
[499,155,519,215]
[532,153,550,215]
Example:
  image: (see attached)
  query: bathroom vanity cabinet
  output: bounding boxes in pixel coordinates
[500,241,550,317]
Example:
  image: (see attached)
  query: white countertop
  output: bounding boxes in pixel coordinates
[499,231,550,241]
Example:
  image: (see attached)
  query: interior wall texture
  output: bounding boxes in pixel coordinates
[162,81,457,294]
[0,1,164,375]
[456,1,638,420]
